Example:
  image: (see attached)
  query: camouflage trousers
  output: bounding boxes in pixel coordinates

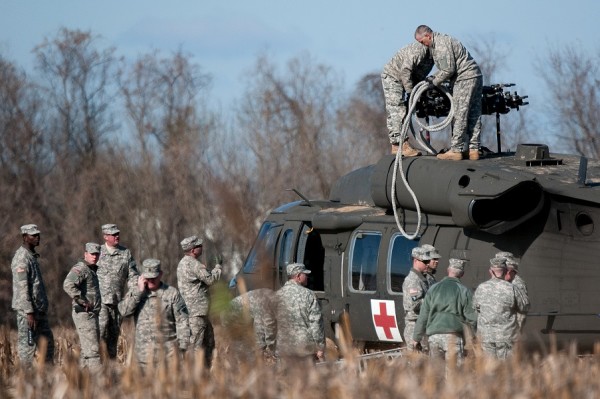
[381,73,408,144]
[16,311,54,366]
[481,341,513,359]
[450,76,482,152]
[135,339,180,368]
[189,315,215,368]
[99,304,122,359]
[72,310,101,369]
[428,333,465,363]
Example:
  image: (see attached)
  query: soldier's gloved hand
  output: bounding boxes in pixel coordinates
[212,266,222,281]
[76,297,93,312]
[425,76,436,88]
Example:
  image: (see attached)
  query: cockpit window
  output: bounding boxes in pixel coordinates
[242,222,280,273]
[349,231,381,292]
[388,234,419,293]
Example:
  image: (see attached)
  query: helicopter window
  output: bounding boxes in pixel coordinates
[242,221,280,274]
[575,212,594,236]
[349,232,381,292]
[278,229,295,286]
[388,234,419,294]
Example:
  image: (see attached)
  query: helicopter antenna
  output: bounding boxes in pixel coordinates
[287,188,314,207]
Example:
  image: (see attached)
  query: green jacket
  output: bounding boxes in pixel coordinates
[413,277,477,342]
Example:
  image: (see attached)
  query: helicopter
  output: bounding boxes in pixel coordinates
[229,83,600,353]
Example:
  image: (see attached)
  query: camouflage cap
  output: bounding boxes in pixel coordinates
[494,251,514,261]
[180,235,203,251]
[489,257,507,269]
[506,257,519,270]
[85,242,101,254]
[411,246,432,261]
[102,223,120,235]
[286,262,311,277]
[448,258,466,271]
[421,244,441,259]
[20,224,41,235]
[142,258,162,278]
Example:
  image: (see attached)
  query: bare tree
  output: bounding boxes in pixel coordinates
[237,52,350,210]
[537,46,600,157]
[33,28,119,168]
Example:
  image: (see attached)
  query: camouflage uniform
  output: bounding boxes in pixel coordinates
[176,237,220,367]
[512,274,529,332]
[11,225,54,366]
[473,273,529,359]
[227,288,277,356]
[119,260,190,367]
[413,259,477,362]
[275,279,325,359]
[382,42,434,144]
[428,32,482,152]
[402,267,429,345]
[97,225,139,359]
[63,244,102,369]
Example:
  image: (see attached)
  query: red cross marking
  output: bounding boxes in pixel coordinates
[373,301,397,339]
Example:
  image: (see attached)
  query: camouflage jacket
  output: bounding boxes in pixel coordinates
[473,277,530,343]
[429,32,482,86]
[119,282,190,352]
[382,42,434,93]
[97,244,139,305]
[229,288,277,351]
[513,275,529,304]
[402,268,429,321]
[424,272,437,288]
[275,280,325,357]
[176,255,219,316]
[11,246,48,314]
[63,260,101,313]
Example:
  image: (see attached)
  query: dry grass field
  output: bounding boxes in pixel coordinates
[1,323,600,399]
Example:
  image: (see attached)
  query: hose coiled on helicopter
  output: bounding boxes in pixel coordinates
[391,80,455,240]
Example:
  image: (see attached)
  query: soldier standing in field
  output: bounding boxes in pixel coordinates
[176,235,221,369]
[97,223,139,360]
[63,243,102,370]
[473,257,530,359]
[413,258,477,363]
[119,258,190,367]
[223,288,277,361]
[275,263,325,365]
[495,252,529,332]
[11,224,54,366]
[402,246,431,349]
[382,42,434,156]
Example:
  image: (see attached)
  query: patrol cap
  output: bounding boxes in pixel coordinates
[85,242,101,254]
[448,258,466,271]
[411,246,432,261]
[102,223,120,235]
[286,262,311,277]
[20,224,41,235]
[489,257,507,269]
[494,251,514,261]
[180,235,203,251]
[421,244,441,259]
[506,257,519,271]
[142,258,162,278]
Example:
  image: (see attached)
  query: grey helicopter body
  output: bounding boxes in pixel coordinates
[231,85,600,352]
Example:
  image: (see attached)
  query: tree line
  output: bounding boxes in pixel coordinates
[0,28,597,324]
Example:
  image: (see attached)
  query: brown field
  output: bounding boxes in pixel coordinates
[1,323,600,399]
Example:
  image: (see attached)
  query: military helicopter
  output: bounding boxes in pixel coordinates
[229,83,600,353]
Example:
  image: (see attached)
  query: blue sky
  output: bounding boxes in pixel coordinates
[0,0,598,121]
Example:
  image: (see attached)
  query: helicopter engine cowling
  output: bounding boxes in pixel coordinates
[365,156,545,234]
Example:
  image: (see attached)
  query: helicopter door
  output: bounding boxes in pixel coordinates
[345,231,382,342]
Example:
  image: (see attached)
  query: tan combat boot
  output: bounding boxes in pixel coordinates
[436,150,465,161]
[401,141,421,157]
[469,149,480,160]
[391,144,400,154]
